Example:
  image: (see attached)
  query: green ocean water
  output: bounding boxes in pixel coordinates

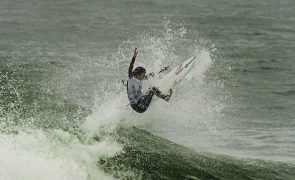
[0,0,295,179]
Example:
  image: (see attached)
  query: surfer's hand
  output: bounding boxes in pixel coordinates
[133,48,139,58]
[148,72,154,77]
[144,72,154,80]
[159,66,169,74]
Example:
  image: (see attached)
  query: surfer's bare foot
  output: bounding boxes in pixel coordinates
[165,88,173,101]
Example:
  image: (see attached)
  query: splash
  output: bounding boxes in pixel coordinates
[0,129,121,180]
[0,19,226,179]
[82,93,128,137]
[108,20,223,131]
[80,20,226,155]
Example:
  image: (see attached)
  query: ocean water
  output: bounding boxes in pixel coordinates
[0,0,295,179]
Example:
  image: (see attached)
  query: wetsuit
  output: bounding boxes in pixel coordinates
[127,56,166,113]
[127,77,166,113]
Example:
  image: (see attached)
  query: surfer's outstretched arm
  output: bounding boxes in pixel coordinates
[128,48,139,79]
[144,72,154,80]
[144,66,169,80]
[144,66,169,79]
[158,66,169,74]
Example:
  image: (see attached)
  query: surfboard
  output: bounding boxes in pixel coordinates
[158,56,195,94]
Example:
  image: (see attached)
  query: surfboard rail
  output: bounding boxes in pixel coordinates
[158,56,196,94]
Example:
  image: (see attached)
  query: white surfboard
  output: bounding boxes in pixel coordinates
[158,56,195,94]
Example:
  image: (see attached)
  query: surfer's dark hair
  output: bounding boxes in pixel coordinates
[133,66,146,77]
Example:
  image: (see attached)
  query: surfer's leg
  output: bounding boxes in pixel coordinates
[134,89,157,113]
[130,92,154,113]
[138,87,165,107]
[150,87,166,100]
[130,97,151,113]
[133,87,167,113]
[130,103,146,113]
[137,94,153,112]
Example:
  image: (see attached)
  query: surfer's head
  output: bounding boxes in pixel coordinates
[133,66,146,80]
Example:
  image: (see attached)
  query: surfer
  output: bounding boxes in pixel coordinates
[127,48,172,113]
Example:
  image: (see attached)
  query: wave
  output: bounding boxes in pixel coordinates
[0,128,121,180]
[273,90,295,96]
[99,126,295,180]
[3,19,291,179]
